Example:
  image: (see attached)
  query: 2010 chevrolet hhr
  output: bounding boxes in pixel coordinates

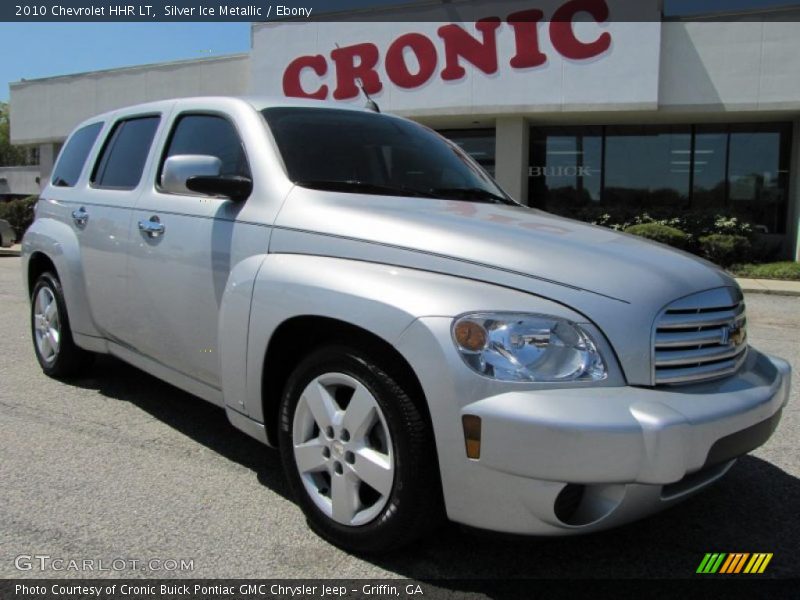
[22,97,790,553]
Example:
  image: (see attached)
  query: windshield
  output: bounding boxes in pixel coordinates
[261,107,514,204]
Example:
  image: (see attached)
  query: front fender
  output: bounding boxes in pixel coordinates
[237,254,589,424]
[21,217,100,338]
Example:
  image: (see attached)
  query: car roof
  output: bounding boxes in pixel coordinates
[70,96,373,133]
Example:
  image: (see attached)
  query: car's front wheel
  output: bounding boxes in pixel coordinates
[279,345,442,553]
[30,272,93,378]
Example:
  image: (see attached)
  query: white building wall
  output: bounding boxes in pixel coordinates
[249,18,662,117]
[495,117,529,204]
[9,54,250,144]
[659,18,800,112]
[0,166,40,196]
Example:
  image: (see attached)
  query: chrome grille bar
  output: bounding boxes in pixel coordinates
[653,289,747,385]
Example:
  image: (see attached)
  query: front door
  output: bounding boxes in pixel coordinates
[125,112,259,388]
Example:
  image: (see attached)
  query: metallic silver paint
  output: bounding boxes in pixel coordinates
[21,96,791,537]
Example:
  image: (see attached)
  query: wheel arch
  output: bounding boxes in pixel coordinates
[27,251,58,297]
[260,315,430,448]
[22,217,100,338]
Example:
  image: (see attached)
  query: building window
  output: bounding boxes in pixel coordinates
[604,125,692,210]
[438,129,496,177]
[528,126,602,214]
[529,123,792,234]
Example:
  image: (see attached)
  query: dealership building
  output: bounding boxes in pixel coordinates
[7,0,800,260]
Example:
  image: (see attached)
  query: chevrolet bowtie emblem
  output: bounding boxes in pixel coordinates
[724,321,745,346]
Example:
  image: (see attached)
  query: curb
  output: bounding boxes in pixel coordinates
[734,277,800,297]
[737,285,800,297]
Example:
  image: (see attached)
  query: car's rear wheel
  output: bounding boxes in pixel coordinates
[31,272,94,378]
[279,345,442,553]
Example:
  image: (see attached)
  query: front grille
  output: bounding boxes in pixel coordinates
[653,289,748,385]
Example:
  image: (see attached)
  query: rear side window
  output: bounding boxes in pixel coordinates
[51,122,103,187]
[92,116,160,189]
[159,114,250,185]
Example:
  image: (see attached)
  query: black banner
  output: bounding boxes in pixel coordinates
[2,0,800,23]
[2,579,800,600]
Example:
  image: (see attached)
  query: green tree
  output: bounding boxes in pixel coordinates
[0,102,31,167]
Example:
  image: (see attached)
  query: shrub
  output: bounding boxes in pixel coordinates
[0,195,37,239]
[624,223,692,250]
[698,234,751,267]
[731,262,800,281]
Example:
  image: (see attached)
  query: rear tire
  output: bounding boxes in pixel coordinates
[30,272,94,378]
[279,345,442,553]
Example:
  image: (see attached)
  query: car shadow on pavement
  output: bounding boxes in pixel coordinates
[70,355,293,502]
[70,355,798,581]
[368,457,800,581]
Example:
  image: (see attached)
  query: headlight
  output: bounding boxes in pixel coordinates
[452,313,607,382]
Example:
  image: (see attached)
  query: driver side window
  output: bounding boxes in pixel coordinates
[159,114,250,187]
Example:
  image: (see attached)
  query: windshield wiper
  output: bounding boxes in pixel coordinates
[429,187,510,204]
[295,179,436,198]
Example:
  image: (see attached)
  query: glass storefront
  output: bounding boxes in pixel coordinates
[529,123,792,234]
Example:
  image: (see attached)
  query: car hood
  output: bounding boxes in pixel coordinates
[272,189,738,385]
[274,189,733,304]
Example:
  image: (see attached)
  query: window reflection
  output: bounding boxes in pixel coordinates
[528,123,791,234]
[692,129,727,209]
[439,129,496,177]
[529,126,602,214]
[604,125,691,209]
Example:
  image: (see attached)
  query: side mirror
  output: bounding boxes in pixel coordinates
[186,175,253,202]
[161,155,222,195]
[161,154,252,202]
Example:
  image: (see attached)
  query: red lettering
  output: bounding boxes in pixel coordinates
[507,10,547,69]
[330,42,383,100]
[385,33,438,89]
[443,201,478,218]
[280,0,616,98]
[437,18,502,81]
[519,222,570,234]
[282,55,328,100]
[485,214,519,224]
[550,0,611,60]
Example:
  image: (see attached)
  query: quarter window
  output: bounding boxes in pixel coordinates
[159,114,250,186]
[92,116,160,190]
[51,122,103,187]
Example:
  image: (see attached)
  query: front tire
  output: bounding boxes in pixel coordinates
[30,272,93,378]
[279,345,442,553]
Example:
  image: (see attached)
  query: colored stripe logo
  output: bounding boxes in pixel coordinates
[697,553,773,574]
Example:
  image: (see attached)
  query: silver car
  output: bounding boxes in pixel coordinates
[21,97,790,553]
[0,218,16,247]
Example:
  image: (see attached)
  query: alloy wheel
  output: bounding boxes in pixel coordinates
[292,372,395,526]
[33,286,60,364]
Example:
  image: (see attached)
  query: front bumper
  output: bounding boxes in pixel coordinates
[465,350,788,486]
[397,318,790,534]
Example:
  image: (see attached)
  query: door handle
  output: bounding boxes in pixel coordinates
[71,207,89,227]
[138,215,165,238]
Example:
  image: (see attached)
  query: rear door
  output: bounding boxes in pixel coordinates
[76,113,165,343]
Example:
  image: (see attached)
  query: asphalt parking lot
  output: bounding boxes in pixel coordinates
[0,254,798,582]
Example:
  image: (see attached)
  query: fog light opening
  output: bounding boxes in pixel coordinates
[462,414,482,459]
[554,484,585,524]
[553,483,626,527]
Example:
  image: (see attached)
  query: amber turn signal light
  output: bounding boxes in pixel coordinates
[454,320,487,352]
[462,414,482,459]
